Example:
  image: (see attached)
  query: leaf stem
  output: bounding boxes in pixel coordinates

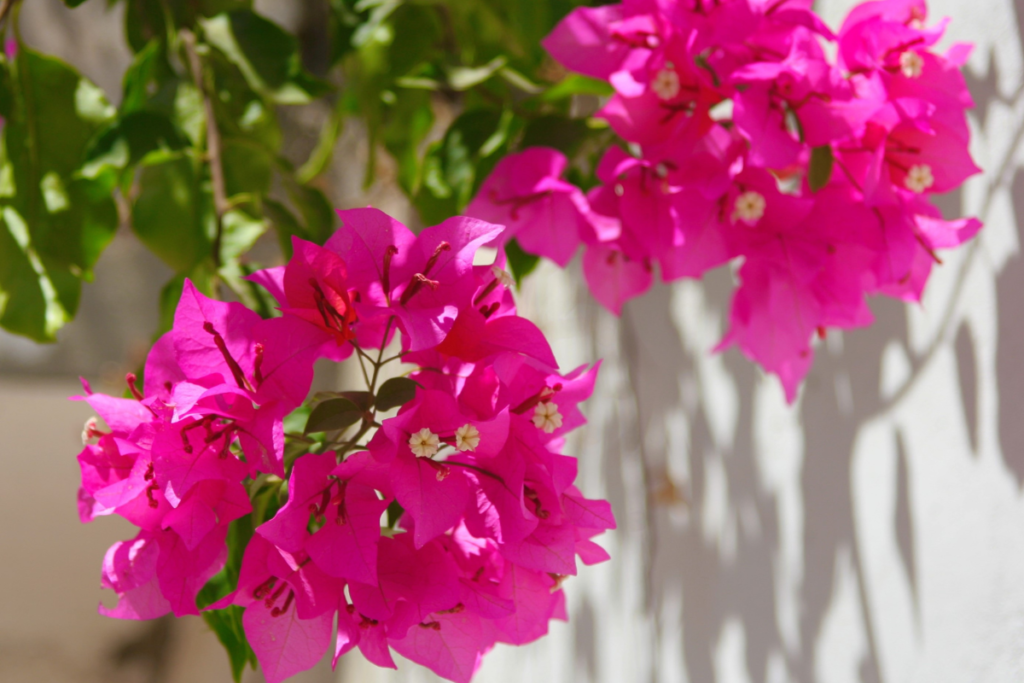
[181,29,229,269]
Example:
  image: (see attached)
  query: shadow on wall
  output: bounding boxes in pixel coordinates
[564,39,1013,682]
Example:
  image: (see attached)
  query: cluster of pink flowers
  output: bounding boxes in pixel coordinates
[75,208,614,683]
[469,0,981,400]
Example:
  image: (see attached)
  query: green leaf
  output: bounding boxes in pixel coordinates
[505,238,540,287]
[0,48,117,340]
[221,140,273,197]
[285,181,335,244]
[296,112,343,184]
[413,108,503,224]
[132,151,212,272]
[542,74,614,102]
[124,0,169,53]
[305,397,363,434]
[808,144,834,192]
[0,208,72,341]
[375,376,420,412]
[84,110,189,176]
[520,115,590,157]
[448,57,507,91]
[201,10,330,105]
[386,499,404,528]
[317,390,373,412]
[198,516,257,683]
[202,606,255,683]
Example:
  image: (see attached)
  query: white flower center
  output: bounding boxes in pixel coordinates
[651,68,681,100]
[733,191,766,224]
[532,402,563,434]
[408,428,440,458]
[455,423,481,452]
[900,51,924,78]
[491,266,514,288]
[904,164,934,193]
[82,416,100,445]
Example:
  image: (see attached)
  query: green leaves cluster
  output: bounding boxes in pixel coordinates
[332,0,614,227]
[2,0,616,345]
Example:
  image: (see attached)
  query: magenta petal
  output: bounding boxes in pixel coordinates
[501,522,578,576]
[155,525,228,616]
[392,454,471,548]
[243,598,334,683]
[173,280,261,384]
[541,5,628,81]
[582,244,653,315]
[356,621,397,669]
[327,207,417,291]
[389,610,495,683]
[307,484,389,584]
[99,534,171,620]
[493,566,561,645]
[246,265,287,305]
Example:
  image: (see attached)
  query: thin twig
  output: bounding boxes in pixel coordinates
[181,29,229,268]
[370,317,396,392]
[0,0,18,32]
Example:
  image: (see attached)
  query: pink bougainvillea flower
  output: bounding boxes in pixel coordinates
[466,147,618,266]
[257,451,390,585]
[309,208,504,353]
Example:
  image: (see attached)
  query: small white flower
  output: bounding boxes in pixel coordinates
[651,68,681,100]
[900,51,924,79]
[408,428,440,458]
[455,423,481,452]
[904,164,934,193]
[490,266,514,288]
[733,191,766,224]
[532,402,563,434]
[82,417,100,445]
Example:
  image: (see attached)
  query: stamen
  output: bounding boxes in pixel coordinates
[382,245,399,303]
[202,322,252,392]
[145,482,159,508]
[265,580,288,608]
[334,481,348,525]
[511,384,563,415]
[253,344,264,387]
[418,621,442,631]
[399,273,441,306]
[271,589,295,617]
[524,486,548,519]
[421,241,451,277]
[253,577,277,600]
[126,373,143,401]
[480,302,500,319]
[438,603,465,614]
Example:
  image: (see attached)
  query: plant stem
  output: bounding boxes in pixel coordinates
[181,29,229,269]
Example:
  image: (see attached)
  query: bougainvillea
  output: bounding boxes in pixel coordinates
[469,0,982,401]
[75,208,614,683]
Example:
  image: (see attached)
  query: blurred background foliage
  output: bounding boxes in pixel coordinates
[0,0,615,344]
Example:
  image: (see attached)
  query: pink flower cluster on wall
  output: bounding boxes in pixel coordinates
[470,0,981,400]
